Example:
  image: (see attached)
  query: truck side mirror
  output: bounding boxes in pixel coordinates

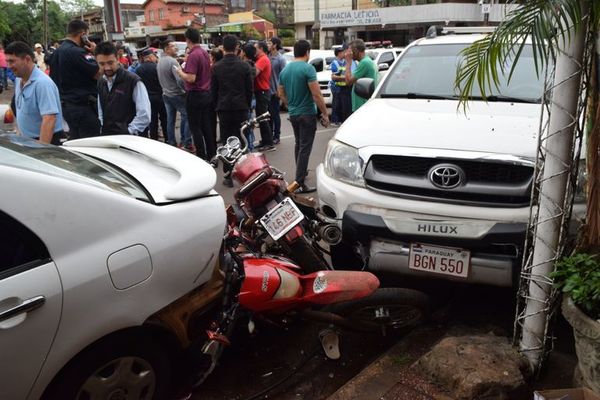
[354,78,375,99]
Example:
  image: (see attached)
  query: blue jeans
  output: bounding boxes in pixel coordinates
[268,94,281,141]
[0,68,6,89]
[163,94,191,146]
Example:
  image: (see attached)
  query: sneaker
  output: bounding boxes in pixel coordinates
[260,145,276,152]
[222,178,234,187]
[273,138,281,145]
[295,184,316,194]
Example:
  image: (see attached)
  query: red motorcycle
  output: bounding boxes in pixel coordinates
[214,114,432,336]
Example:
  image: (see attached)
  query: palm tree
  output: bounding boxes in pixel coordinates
[455,0,600,371]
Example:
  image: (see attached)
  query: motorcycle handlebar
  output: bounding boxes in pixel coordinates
[237,169,272,198]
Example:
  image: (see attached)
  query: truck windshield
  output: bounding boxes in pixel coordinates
[379,43,544,104]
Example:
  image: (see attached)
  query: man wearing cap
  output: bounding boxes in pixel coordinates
[6,41,64,144]
[330,45,356,124]
[135,47,167,140]
[267,37,286,145]
[33,44,47,71]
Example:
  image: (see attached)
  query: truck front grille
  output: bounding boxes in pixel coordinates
[364,155,534,207]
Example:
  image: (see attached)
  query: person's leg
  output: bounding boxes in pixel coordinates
[269,94,282,143]
[294,115,317,186]
[255,90,273,147]
[174,94,191,147]
[186,91,207,158]
[149,95,160,140]
[158,97,168,141]
[198,91,215,160]
[340,87,352,123]
[331,88,341,124]
[63,103,101,140]
[290,116,300,166]
[163,95,177,145]
[0,68,5,90]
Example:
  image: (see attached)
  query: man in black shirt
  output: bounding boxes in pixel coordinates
[211,35,253,187]
[135,48,167,140]
[50,20,101,139]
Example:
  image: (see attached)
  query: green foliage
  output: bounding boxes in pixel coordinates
[0,0,69,45]
[256,8,276,25]
[455,0,600,110]
[241,25,262,41]
[278,28,295,38]
[552,253,600,320]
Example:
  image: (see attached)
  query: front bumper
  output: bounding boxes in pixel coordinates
[316,164,586,287]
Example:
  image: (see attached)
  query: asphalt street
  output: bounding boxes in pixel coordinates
[211,113,338,205]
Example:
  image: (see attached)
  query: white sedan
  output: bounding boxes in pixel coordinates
[0,134,226,399]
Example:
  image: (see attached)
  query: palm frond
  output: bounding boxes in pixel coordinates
[456,0,589,111]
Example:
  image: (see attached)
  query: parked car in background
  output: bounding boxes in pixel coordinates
[0,134,226,400]
[317,28,586,289]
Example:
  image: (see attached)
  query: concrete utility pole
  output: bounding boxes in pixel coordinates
[519,2,588,370]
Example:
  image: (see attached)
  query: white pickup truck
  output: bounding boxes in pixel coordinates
[316,29,585,287]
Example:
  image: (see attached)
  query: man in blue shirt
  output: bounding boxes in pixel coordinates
[6,41,64,145]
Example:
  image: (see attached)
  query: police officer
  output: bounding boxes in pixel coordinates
[50,20,101,139]
[135,47,167,140]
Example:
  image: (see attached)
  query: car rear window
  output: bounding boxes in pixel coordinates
[0,134,151,202]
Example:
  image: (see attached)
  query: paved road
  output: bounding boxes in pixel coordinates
[212,113,338,205]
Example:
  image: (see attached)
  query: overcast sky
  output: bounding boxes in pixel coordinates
[5,0,145,6]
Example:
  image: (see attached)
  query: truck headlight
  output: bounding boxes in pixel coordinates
[324,140,365,187]
[574,161,587,203]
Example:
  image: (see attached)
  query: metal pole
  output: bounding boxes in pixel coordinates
[519,3,588,370]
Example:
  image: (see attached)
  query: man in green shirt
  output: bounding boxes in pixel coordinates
[278,39,330,194]
[344,39,377,112]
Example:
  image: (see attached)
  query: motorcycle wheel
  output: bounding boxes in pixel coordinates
[288,235,330,273]
[329,288,431,334]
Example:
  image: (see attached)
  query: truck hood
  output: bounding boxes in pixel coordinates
[335,99,541,159]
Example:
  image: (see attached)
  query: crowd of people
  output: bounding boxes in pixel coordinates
[1,18,377,193]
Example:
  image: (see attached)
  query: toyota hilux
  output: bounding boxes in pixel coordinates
[316,29,586,287]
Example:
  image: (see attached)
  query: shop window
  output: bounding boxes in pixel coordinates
[159,8,164,20]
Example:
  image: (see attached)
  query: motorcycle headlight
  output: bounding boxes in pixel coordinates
[324,140,365,187]
[574,160,587,203]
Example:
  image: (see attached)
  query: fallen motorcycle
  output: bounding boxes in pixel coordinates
[214,118,432,336]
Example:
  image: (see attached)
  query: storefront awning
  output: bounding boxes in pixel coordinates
[207,22,243,33]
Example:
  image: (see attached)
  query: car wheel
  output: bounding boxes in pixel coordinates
[43,334,171,400]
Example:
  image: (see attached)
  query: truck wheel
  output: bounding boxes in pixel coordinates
[43,334,171,400]
[330,288,431,334]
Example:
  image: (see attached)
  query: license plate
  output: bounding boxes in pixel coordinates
[408,243,470,279]
[260,198,304,240]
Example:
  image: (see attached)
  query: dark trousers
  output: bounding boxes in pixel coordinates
[147,94,167,140]
[218,109,248,176]
[186,90,215,160]
[268,94,281,140]
[62,102,101,140]
[210,102,218,144]
[338,86,353,123]
[254,90,272,146]
[290,114,317,184]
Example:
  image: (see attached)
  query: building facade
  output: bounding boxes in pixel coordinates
[295,0,517,49]
[80,4,145,42]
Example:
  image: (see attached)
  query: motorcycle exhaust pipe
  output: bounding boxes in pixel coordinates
[318,224,342,246]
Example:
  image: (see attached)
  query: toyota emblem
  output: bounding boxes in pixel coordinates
[429,164,464,189]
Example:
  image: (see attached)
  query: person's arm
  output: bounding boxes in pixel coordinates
[308,81,329,126]
[97,96,103,126]
[278,84,287,108]
[74,48,101,80]
[129,81,151,134]
[245,65,253,109]
[344,51,361,85]
[38,114,56,143]
[177,52,197,83]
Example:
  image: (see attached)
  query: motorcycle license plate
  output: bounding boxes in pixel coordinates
[408,243,470,279]
[260,198,304,240]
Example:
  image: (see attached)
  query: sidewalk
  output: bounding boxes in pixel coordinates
[328,294,578,400]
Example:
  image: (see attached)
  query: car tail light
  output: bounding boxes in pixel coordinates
[4,108,14,124]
